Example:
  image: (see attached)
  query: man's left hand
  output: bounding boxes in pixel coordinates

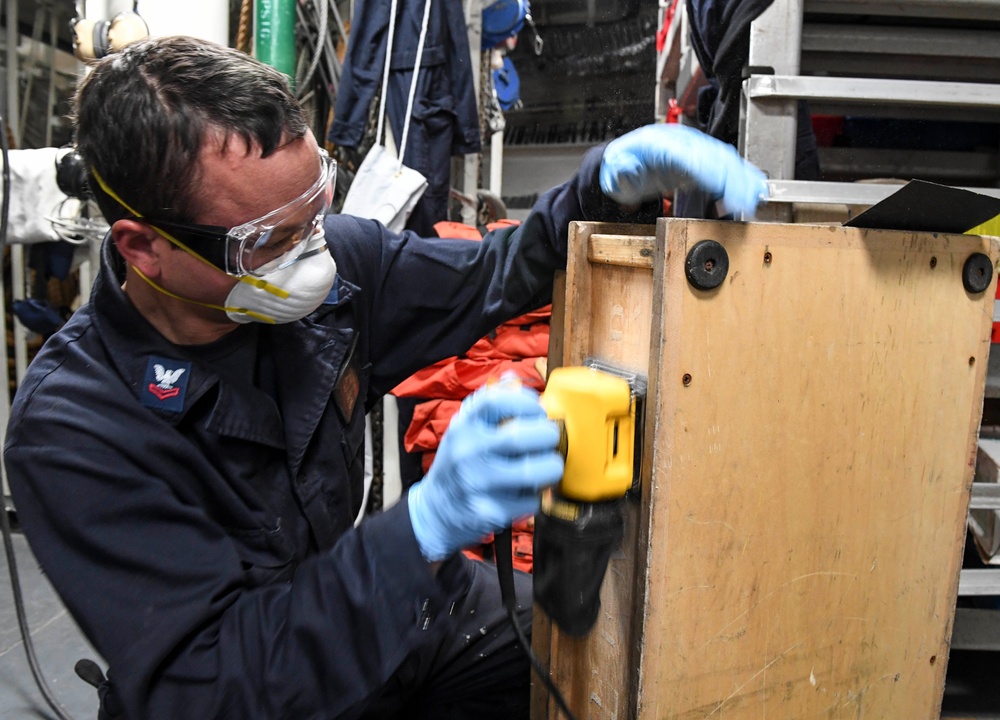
[599,123,769,218]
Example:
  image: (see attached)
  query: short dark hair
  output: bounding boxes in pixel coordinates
[73,35,309,225]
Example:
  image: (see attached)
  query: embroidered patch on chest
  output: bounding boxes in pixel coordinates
[141,356,192,413]
[334,358,360,422]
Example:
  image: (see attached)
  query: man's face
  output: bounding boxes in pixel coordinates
[156,132,326,309]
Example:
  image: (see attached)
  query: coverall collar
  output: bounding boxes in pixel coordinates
[92,235,358,475]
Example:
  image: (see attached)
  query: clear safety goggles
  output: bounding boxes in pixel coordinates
[145,151,337,278]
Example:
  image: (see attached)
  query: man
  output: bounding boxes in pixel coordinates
[4,36,766,720]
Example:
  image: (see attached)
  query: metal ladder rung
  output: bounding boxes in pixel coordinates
[747,74,1000,109]
[959,569,1000,596]
[764,179,1000,206]
[806,0,1000,23]
[971,483,1000,512]
[961,484,1000,597]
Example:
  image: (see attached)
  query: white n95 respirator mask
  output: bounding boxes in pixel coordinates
[224,229,337,324]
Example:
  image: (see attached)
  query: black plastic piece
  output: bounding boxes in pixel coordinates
[75,658,107,689]
[55,149,93,200]
[685,240,729,290]
[963,252,993,294]
[534,497,624,637]
[93,20,111,59]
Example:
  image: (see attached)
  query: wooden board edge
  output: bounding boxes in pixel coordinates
[936,234,1000,709]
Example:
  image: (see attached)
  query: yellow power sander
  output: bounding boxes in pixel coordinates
[534,361,645,636]
[492,362,644,719]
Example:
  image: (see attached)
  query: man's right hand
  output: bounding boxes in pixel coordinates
[407,380,564,562]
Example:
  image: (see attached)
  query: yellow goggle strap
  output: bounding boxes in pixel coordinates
[131,265,276,324]
[90,167,291,300]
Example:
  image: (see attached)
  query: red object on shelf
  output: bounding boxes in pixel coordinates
[655,0,681,54]
[666,97,682,125]
[993,280,1000,344]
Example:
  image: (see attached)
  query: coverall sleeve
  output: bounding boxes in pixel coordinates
[330,144,660,397]
[5,395,466,719]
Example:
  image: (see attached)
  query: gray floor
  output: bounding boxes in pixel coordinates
[0,531,102,720]
[1,523,1000,720]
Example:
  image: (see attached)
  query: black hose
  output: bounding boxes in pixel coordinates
[0,502,76,720]
[494,527,578,720]
[0,112,77,720]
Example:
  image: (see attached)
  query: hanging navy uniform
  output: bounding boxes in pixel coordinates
[330,0,481,236]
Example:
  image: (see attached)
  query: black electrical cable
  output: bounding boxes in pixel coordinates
[1,506,77,720]
[494,527,579,720]
[0,112,77,720]
[296,0,328,98]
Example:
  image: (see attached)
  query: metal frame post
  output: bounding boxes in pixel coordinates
[740,0,803,221]
[461,0,483,226]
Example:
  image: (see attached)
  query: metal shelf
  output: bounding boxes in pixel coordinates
[971,483,1000,512]
[961,474,1000,598]
[817,148,1000,184]
[738,0,1000,221]
[765,179,1000,205]
[801,23,1000,84]
[747,75,1000,111]
[951,607,1000,651]
[805,0,1000,22]
[959,569,1000,596]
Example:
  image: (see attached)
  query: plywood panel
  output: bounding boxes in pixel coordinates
[534,222,657,720]
[637,219,997,719]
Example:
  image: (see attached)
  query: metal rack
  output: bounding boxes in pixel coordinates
[964,483,1000,598]
[740,0,1000,220]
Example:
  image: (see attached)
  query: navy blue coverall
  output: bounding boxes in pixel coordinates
[330,0,481,236]
[4,147,658,720]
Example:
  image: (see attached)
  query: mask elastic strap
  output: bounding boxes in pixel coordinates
[90,167,291,299]
[131,265,277,324]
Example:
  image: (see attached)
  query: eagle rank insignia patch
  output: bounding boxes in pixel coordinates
[141,356,192,413]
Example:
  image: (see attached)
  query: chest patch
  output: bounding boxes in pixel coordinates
[141,356,192,413]
[334,355,360,423]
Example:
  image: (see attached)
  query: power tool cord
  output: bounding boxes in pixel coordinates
[494,527,578,720]
[1,500,77,720]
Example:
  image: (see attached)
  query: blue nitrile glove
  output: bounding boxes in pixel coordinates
[408,381,564,562]
[600,124,769,218]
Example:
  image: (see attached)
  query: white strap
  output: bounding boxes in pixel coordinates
[396,0,433,172]
[374,0,399,144]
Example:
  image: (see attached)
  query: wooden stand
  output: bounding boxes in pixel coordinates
[533,218,998,720]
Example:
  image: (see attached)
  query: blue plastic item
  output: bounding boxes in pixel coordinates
[493,55,521,111]
[482,0,529,50]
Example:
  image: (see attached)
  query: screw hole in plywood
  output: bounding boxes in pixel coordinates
[682,373,692,386]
